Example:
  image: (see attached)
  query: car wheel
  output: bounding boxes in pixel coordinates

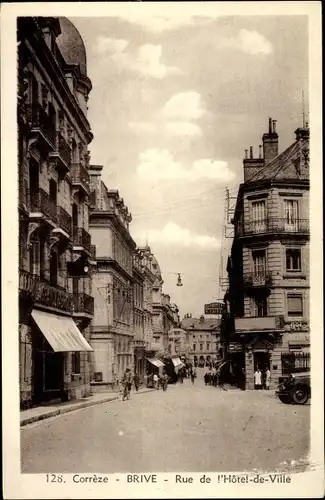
[278,394,292,404]
[292,387,309,405]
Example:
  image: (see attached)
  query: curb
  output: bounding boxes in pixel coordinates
[20,388,155,427]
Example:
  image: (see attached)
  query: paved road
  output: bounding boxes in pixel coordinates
[21,376,310,473]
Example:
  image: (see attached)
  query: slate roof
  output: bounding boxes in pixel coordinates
[248,135,309,183]
[181,317,221,331]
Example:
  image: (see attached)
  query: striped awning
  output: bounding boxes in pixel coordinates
[31,309,93,352]
[146,358,165,368]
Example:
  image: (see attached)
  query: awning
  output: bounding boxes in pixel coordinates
[146,358,165,368]
[172,357,183,368]
[31,309,93,352]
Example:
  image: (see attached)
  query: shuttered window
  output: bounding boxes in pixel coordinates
[287,294,303,317]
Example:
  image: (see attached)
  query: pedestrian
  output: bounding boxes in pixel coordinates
[190,369,196,384]
[153,373,159,390]
[204,372,208,386]
[254,367,262,390]
[122,368,132,401]
[133,372,140,392]
[265,368,271,390]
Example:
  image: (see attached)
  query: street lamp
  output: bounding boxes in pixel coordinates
[167,272,184,287]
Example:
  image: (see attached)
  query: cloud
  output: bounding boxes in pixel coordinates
[136,149,235,182]
[96,36,129,54]
[129,121,202,137]
[165,121,202,137]
[162,92,206,120]
[96,37,180,79]
[134,222,220,249]
[221,29,273,55]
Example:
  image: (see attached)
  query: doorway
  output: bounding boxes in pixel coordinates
[32,325,64,405]
[253,351,270,372]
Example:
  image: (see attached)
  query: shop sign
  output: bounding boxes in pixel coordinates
[284,321,309,332]
[228,342,243,353]
[204,302,224,315]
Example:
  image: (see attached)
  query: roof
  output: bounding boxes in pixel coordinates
[57,18,87,76]
[249,134,309,183]
[181,317,221,331]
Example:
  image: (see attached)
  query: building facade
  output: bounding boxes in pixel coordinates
[18,17,94,408]
[89,166,135,391]
[133,250,145,382]
[221,118,310,389]
[181,315,221,367]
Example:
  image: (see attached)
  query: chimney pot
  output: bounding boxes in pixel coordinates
[259,145,262,158]
[272,120,277,133]
[268,117,272,133]
[244,149,248,159]
[250,146,253,159]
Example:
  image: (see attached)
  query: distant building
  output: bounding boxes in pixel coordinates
[89,166,135,391]
[221,118,310,389]
[18,17,94,408]
[181,315,221,367]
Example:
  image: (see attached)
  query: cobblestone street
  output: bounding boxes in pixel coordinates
[21,376,310,474]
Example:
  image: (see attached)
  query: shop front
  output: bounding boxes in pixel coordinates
[27,308,93,406]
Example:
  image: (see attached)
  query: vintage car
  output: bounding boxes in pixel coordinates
[276,371,310,405]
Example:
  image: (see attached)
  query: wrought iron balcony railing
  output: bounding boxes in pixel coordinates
[72,293,94,316]
[27,103,56,148]
[29,188,57,222]
[57,132,71,166]
[90,245,96,261]
[243,271,273,287]
[57,206,72,235]
[19,269,72,313]
[235,218,309,237]
[71,163,90,194]
[73,227,91,253]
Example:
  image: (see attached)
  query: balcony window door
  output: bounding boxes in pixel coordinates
[284,199,299,232]
[72,203,79,235]
[29,239,39,276]
[252,296,268,317]
[30,73,39,104]
[252,249,266,284]
[29,160,39,211]
[50,250,58,286]
[49,179,57,220]
[252,200,266,233]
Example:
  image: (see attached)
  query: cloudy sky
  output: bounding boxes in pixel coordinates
[71,12,308,317]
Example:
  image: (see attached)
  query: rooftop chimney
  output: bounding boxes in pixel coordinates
[250,146,253,159]
[262,117,279,164]
[199,315,204,324]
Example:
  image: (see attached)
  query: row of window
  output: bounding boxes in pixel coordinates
[192,342,217,352]
[250,246,304,274]
[251,198,302,223]
[251,292,305,318]
[113,235,132,274]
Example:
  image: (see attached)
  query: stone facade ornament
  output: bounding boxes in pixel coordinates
[58,110,65,134]
[48,234,61,252]
[26,222,40,249]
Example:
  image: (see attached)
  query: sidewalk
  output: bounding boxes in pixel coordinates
[20,387,154,427]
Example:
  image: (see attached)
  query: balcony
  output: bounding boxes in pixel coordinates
[235,315,284,333]
[72,293,94,316]
[90,245,96,262]
[243,271,272,288]
[19,269,72,313]
[235,218,309,238]
[73,227,91,253]
[71,163,90,195]
[27,103,56,151]
[49,132,71,174]
[57,206,72,236]
[29,188,57,223]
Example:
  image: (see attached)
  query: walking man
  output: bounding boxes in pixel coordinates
[153,372,159,390]
[265,368,271,390]
[122,368,132,401]
[190,368,196,384]
[254,367,262,390]
[133,372,140,392]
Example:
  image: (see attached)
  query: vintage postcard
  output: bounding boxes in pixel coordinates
[1,1,323,498]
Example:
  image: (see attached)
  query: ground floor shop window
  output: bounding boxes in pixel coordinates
[72,352,81,374]
[281,352,310,374]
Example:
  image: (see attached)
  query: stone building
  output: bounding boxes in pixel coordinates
[18,17,94,408]
[88,165,135,391]
[133,250,145,382]
[181,315,221,367]
[221,118,310,389]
